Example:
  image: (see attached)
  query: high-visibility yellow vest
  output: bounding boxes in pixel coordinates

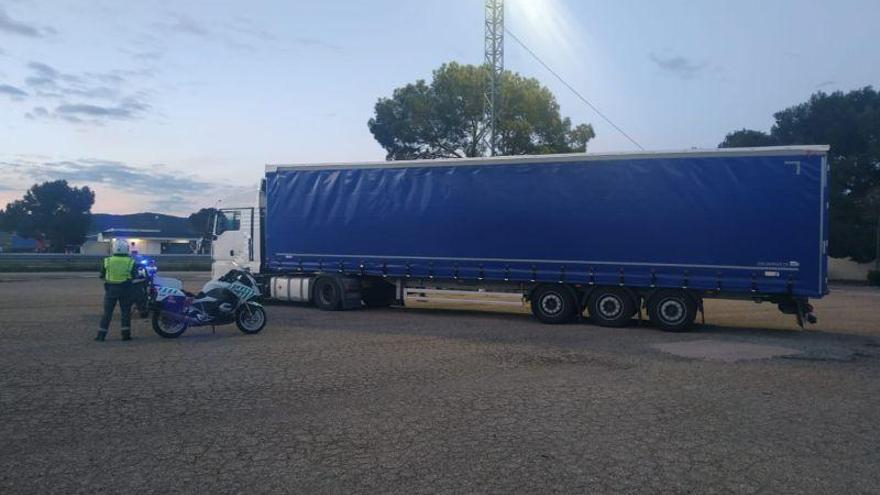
[104,256,135,283]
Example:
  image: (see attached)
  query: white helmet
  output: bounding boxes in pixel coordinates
[112,239,130,255]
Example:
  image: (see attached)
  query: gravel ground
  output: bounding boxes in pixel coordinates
[1,273,879,494]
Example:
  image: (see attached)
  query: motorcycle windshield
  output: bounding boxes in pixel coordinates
[153,276,183,290]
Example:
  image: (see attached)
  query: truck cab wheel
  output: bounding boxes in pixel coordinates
[531,285,577,324]
[587,287,636,327]
[647,289,697,332]
[313,277,343,311]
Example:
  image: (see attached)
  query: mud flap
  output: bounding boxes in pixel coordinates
[338,277,363,310]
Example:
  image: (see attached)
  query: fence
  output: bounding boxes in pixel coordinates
[0,254,211,272]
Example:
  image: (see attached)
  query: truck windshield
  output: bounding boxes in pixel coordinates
[214,210,241,235]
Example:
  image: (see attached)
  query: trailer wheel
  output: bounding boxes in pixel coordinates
[531,285,577,324]
[587,287,636,327]
[647,289,697,332]
[313,277,343,311]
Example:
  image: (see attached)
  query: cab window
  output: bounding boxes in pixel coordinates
[214,210,241,235]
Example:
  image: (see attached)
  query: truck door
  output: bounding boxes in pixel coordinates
[211,208,255,279]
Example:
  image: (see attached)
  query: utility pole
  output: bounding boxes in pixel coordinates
[485,0,504,156]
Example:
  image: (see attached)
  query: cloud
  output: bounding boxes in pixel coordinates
[152,14,236,51]
[649,53,707,80]
[23,106,49,119]
[64,85,119,99]
[127,49,163,61]
[38,159,216,194]
[0,83,27,100]
[816,80,836,88]
[226,17,276,42]
[23,62,152,96]
[294,36,342,51]
[0,158,230,196]
[28,61,59,78]
[25,61,81,90]
[150,194,190,212]
[56,100,148,120]
[0,157,249,213]
[20,61,152,124]
[0,7,54,38]
[161,14,210,37]
[151,13,337,53]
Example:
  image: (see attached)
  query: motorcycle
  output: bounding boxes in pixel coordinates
[133,257,158,319]
[149,265,267,338]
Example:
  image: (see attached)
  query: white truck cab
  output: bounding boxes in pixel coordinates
[211,188,264,279]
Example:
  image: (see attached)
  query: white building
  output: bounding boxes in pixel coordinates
[95,228,202,255]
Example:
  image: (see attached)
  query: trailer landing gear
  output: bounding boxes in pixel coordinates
[795,299,818,328]
[777,297,817,329]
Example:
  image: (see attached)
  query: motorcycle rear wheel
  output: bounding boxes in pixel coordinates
[151,312,187,339]
[236,304,266,334]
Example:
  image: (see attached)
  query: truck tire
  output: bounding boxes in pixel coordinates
[647,289,697,332]
[313,277,343,311]
[530,285,577,324]
[587,287,636,327]
[362,280,396,308]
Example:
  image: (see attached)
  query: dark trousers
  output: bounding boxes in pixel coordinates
[100,283,132,331]
[131,281,147,315]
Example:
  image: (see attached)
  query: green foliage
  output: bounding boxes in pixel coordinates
[0,180,95,252]
[719,87,880,263]
[719,129,778,148]
[368,62,595,160]
[567,123,597,153]
[188,208,218,237]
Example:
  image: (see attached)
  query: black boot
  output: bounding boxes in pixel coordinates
[95,330,107,342]
[121,329,132,341]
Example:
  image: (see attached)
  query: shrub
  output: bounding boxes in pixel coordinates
[868,270,880,287]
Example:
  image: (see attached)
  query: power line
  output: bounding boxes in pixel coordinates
[504,28,645,151]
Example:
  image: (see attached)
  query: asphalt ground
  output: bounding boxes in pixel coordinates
[1,273,879,493]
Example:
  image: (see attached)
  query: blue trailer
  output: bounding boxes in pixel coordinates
[211,146,829,331]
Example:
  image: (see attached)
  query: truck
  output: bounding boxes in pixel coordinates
[211,145,830,331]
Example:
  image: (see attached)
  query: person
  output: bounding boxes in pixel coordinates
[96,240,139,341]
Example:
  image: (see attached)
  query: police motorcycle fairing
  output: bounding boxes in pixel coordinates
[150,266,267,338]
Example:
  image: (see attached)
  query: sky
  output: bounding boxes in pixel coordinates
[0,0,878,216]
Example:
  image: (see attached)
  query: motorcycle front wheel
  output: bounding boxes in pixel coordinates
[151,312,188,339]
[236,304,266,335]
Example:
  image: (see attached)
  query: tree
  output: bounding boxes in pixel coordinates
[188,208,217,238]
[719,87,880,262]
[0,180,95,252]
[187,208,218,254]
[368,62,595,160]
[568,123,597,153]
[719,129,778,148]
